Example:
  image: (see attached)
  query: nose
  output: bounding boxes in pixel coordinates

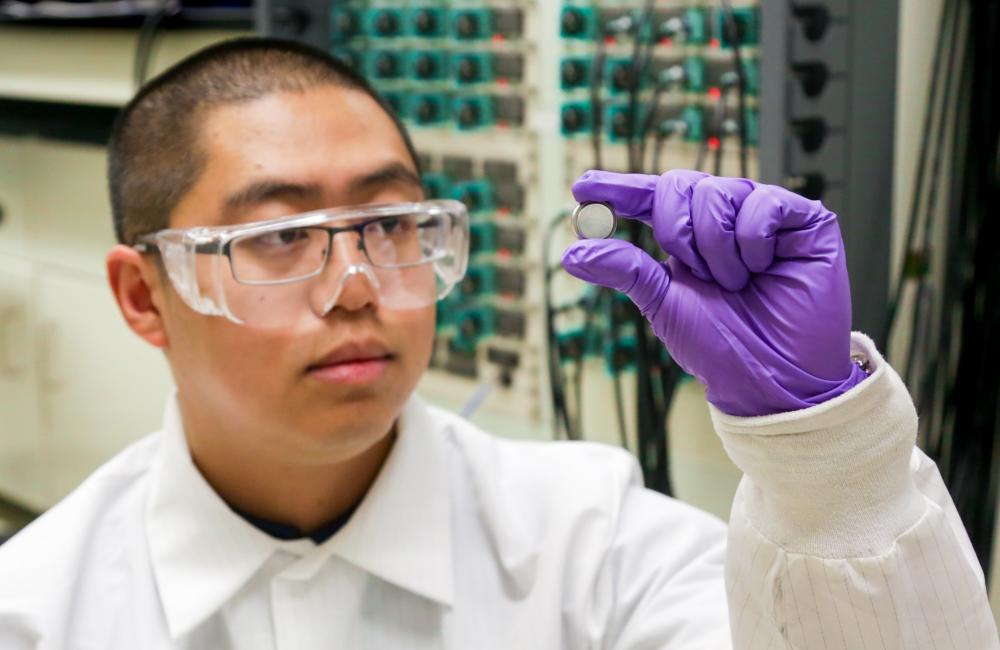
[310,231,380,316]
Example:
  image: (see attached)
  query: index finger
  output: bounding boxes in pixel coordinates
[571,170,659,223]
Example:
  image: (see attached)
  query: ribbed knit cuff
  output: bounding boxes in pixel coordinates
[710,333,927,558]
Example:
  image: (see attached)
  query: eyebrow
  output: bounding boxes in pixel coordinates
[220,162,424,218]
[347,161,424,196]
[222,179,323,213]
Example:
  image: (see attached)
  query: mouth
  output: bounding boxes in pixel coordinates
[307,341,395,385]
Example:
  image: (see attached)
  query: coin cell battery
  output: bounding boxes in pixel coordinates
[571,202,617,239]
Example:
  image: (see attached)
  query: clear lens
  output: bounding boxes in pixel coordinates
[152,200,469,329]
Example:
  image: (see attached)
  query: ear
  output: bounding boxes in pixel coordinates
[106,244,169,349]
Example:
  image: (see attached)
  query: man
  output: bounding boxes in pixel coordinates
[0,37,996,649]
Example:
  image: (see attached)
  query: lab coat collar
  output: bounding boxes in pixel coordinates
[145,390,454,640]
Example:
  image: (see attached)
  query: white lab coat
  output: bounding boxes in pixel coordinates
[0,333,996,649]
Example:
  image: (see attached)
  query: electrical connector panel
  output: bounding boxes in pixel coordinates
[256,0,763,434]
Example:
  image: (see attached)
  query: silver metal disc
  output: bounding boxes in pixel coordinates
[571,202,617,239]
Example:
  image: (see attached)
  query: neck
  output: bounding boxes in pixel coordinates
[177,396,397,535]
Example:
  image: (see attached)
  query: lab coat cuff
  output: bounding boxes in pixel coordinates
[709,332,927,558]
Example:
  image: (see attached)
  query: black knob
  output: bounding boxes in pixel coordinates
[455,13,480,38]
[791,118,827,152]
[374,11,400,36]
[792,62,829,97]
[413,9,437,34]
[414,54,437,79]
[792,4,830,42]
[458,102,481,126]
[562,106,587,132]
[611,110,632,138]
[458,186,482,210]
[460,314,481,338]
[374,53,398,78]
[561,60,586,86]
[457,57,480,82]
[561,8,585,36]
[415,99,439,123]
[610,63,635,91]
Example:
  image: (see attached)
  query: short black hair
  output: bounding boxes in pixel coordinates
[107,36,421,245]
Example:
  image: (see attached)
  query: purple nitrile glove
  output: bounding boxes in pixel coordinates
[561,169,869,417]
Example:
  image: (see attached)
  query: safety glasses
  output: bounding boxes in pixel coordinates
[133,200,469,328]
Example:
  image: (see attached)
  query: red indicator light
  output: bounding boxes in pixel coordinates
[497,77,509,87]
[707,136,721,150]
[659,37,673,47]
[498,207,510,216]
[492,34,505,43]
[708,87,722,100]
[710,38,721,48]
[604,36,616,45]
[498,249,511,260]
[498,121,509,130]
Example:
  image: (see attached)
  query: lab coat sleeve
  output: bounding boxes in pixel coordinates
[709,332,1000,649]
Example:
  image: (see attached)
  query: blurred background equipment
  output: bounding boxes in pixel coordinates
[0,0,997,623]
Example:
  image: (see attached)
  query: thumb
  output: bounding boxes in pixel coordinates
[561,239,670,317]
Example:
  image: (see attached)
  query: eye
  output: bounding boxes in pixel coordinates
[253,228,311,249]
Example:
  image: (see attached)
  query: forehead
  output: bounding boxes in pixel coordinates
[170,85,419,228]
[203,84,411,185]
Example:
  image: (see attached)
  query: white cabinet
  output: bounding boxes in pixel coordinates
[0,256,43,510]
[0,136,174,511]
[33,270,173,506]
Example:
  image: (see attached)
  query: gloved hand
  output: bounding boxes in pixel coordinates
[561,169,869,417]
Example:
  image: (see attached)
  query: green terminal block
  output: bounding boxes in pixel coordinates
[683,56,706,92]
[406,50,448,81]
[604,335,638,373]
[454,306,495,351]
[452,95,495,130]
[451,179,496,214]
[560,5,596,39]
[557,326,602,362]
[560,56,593,90]
[469,220,498,256]
[605,104,644,142]
[460,263,497,298]
[560,101,592,136]
[406,93,449,126]
[715,7,759,47]
[681,105,704,142]
[363,8,404,39]
[683,8,708,44]
[408,6,447,38]
[451,8,493,40]
[421,172,452,199]
[745,108,759,146]
[451,52,494,85]
[363,50,404,81]
[742,58,760,95]
[435,291,463,330]
[604,57,646,95]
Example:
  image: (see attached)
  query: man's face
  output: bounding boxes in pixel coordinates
[160,85,433,463]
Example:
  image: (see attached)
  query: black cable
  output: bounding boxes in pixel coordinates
[591,23,609,170]
[626,0,656,173]
[543,212,576,439]
[719,0,749,177]
[884,0,959,345]
[132,0,177,89]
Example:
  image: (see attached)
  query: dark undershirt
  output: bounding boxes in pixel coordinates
[232,505,358,545]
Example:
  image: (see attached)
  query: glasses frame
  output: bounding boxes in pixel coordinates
[130,199,469,324]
